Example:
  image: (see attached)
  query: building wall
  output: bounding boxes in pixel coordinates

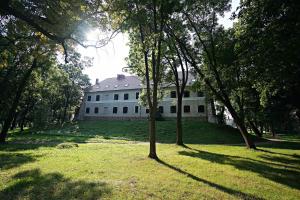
[80,87,207,120]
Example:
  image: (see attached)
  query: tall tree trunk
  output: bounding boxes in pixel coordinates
[228,105,256,149]
[270,123,276,138]
[224,96,256,149]
[0,59,37,143]
[210,99,216,117]
[176,96,183,145]
[148,108,158,159]
[62,89,69,124]
[62,104,67,124]
[20,118,25,132]
[10,113,18,130]
[249,120,262,137]
[260,123,264,135]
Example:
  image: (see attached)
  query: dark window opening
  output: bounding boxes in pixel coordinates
[123,107,128,113]
[170,91,176,98]
[135,106,139,113]
[114,94,119,100]
[170,106,176,113]
[198,105,205,113]
[197,91,204,97]
[85,107,90,114]
[146,108,149,114]
[184,90,190,97]
[96,95,100,101]
[124,93,129,100]
[94,107,99,113]
[136,92,139,99]
[87,96,91,101]
[113,107,118,114]
[184,105,190,113]
[159,106,164,113]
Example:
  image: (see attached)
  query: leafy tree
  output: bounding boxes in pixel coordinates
[107,0,178,159]
[0,19,90,142]
[163,33,189,146]
[0,18,58,142]
[166,0,256,148]
[0,0,107,60]
[0,0,101,143]
[236,0,300,134]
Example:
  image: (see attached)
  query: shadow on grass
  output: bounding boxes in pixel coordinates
[178,148,300,190]
[0,133,95,152]
[0,153,38,170]
[258,154,300,166]
[0,169,111,200]
[258,140,300,150]
[156,159,264,200]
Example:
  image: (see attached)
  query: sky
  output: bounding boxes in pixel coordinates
[79,0,240,84]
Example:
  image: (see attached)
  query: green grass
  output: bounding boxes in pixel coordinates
[6,120,261,145]
[1,120,300,199]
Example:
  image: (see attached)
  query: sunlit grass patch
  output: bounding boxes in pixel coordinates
[1,120,300,199]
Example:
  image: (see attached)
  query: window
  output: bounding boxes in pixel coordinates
[170,91,176,98]
[123,107,128,113]
[136,92,139,99]
[85,107,90,114]
[159,106,164,113]
[94,107,99,114]
[170,106,176,113]
[146,108,149,114]
[114,94,119,100]
[113,107,118,114]
[198,105,205,113]
[184,90,190,97]
[96,95,100,101]
[87,96,91,101]
[124,93,129,100]
[197,91,204,97]
[104,107,108,114]
[135,106,139,113]
[184,105,190,113]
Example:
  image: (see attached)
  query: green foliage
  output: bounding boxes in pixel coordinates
[235,0,300,132]
[0,19,90,132]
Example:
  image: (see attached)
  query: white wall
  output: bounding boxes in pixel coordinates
[82,88,207,119]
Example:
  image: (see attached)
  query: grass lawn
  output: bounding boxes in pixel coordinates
[0,120,300,199]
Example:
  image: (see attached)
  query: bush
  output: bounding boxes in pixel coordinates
[56,142,79,149]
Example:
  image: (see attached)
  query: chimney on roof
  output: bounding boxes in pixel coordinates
[117,74,125,80]
[95,78,99,85]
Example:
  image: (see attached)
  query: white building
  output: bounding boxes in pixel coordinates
[78,74,211,120]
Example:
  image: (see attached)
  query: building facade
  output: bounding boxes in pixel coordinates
[78,74,211,120]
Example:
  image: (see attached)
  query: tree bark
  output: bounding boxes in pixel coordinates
[228,105,256,149]
[249,120,262,137]
[0,59,37,143]
[20,118,25,132]
[61,88,70,124]
[148,109,158,159]
[210,99,217,118]
[270,123,276,138]
[176,97,183,145]
[260,123,264,135]
[10,113,18,130]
